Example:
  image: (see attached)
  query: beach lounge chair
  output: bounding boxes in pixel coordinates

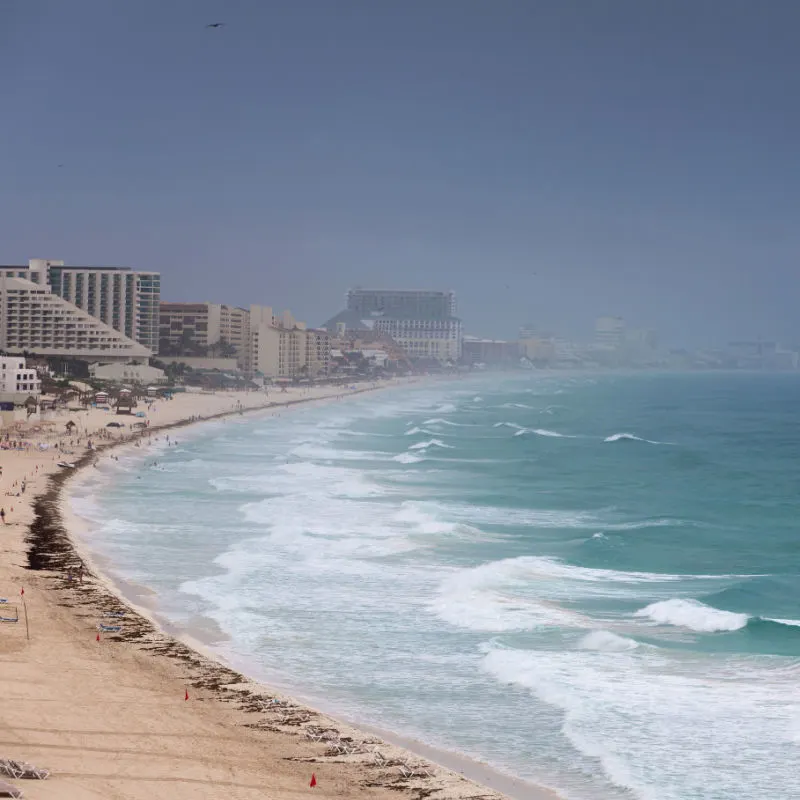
[368,747,387,766]
[0,760,49,781]
[0,607,18,623]
[399,760,433,779]
[0,779,22,798]
[97,624,122,633]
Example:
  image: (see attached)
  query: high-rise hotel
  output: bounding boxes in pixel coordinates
[0,259,161,354]
[46,261,160,354]
[325,288,462,362]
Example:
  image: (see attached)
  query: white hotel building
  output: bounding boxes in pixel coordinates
[0,274,151,362]
[373,315,462,362]
[0,357,41,395]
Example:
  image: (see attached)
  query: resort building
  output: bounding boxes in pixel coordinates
[247,305,330,379]
[373,315,462,362]
[158,302,249,359]
[0,356,41,395]
[0,275,151,362]
[345,288,457,319]
[462,337,520,366]
[324,288,462,363]
[595,316,626,349]
[5,259,161,354]
[304,329,332,377]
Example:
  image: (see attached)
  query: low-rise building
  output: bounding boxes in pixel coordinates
[89,362,166,384]
[463,337,520,365]
[0,356,41,395]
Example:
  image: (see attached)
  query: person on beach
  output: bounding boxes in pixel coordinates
[0,508,5,524]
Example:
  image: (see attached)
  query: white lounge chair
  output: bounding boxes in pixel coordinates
[0,778,22,798]
[0,760,50,780]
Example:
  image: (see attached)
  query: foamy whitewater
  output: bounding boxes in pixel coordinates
[70,374,800,800]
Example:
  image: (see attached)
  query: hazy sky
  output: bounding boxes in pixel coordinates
[2,1,800,346]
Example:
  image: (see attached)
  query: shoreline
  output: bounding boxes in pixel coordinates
[13,381,561,800]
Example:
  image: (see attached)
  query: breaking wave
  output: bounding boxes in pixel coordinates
[604,432,668,445]
[635,599,748,632]
[393,452,425,464]
[514,428,575,438]
[408,439,454,451]
[578,630,640,652]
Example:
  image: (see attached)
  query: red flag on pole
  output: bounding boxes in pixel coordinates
[20,587,24,597]
[309,773,317,788]
[185,689,189,701]
[96,633,100,642]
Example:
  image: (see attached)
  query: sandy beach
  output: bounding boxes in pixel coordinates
[0,382,559,800]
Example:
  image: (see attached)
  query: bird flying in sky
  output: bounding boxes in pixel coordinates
[206,23,225,28]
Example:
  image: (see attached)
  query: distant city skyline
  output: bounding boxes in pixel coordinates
[4,2,800,347]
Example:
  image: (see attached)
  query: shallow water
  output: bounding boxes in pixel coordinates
[71,373,800,800]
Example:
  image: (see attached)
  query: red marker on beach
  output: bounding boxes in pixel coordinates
[309,773,317,788]
[96,633,100,642]
[19,587,23,597]
[185,689,189,701]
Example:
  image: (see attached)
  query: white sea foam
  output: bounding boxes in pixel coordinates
[577,630,639,652]
[433,403,457,413]
[434,571,591,631]
[288,442,391,462]
[408,439,453,451]
[492,421,525,430]
[431,556,707,633]
[408,500,598,529]
[514,428,575,438]
[482,643,800,800]
[423,418,470,427]
[635,598,749,632]
[767,617,800,628]
[500,402,535,409]
[604,432,668,445]
[393,452,425,464]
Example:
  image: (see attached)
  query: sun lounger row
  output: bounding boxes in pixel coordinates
[0,760,50,780]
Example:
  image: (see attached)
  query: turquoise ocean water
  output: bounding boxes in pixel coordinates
[70,374,800,800]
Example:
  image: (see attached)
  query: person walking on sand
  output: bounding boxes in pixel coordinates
[0,508,5,524]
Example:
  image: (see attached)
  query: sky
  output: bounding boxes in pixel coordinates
[2,0,800,347]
